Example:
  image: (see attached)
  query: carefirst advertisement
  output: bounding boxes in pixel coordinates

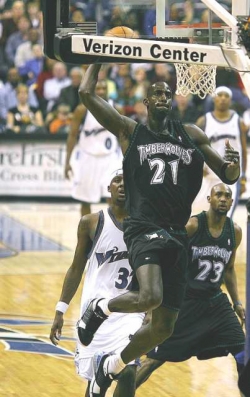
[0,142,72,196]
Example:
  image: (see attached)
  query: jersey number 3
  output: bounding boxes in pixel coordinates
[148,158,179,185]
[195,259,224,283]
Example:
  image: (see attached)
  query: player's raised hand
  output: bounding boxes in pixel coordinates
[223,139,240,168]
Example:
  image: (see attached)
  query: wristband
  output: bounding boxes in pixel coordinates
[233,301,242,310]
[56,301,69,314]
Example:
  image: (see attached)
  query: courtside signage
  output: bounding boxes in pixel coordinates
[71,35,229,66]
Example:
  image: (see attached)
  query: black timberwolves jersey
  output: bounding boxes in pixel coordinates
[187,211,236,298]
[123,121,204,229]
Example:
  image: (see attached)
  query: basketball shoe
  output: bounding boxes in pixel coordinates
[77,299,108,346]
[89,352,115,397]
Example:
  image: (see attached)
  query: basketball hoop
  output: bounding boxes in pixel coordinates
[174,63,217,99]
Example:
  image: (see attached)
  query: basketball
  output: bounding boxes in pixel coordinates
[106,26,136,38]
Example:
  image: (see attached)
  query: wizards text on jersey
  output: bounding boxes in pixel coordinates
[137,143,194,165]
[191,245,232,264]
[96,246,128,267]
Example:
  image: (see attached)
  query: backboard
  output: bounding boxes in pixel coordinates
[42,0,250,97]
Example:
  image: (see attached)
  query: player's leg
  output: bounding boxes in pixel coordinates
[135,357,164,388]
[89,306,178,396]
[77,260,164,347]
[113,365,137,397]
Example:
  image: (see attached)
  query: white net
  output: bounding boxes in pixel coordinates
[174,63,217,99]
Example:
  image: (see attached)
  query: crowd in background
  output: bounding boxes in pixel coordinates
[0,0,250,136]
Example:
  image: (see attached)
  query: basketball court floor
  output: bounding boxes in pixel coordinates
[0,200,247,397]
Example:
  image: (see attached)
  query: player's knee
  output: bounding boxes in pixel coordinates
[152,321,175,342]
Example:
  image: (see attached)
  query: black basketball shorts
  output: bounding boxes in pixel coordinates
[126,227,189,311]
[147,292,245,362]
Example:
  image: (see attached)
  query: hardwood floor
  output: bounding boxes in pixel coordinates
[0,201,247,396]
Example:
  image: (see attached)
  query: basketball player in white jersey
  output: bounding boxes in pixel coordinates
[194,86,248,217]
[65,79,122,216]
[50,170,144,397]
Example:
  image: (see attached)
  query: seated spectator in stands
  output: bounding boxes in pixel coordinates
[0,0,25,46]
[171,93,202,122]
[0,0,13,20]
[110,64,131,91]
[98,64,117,100]
[71,8,85,23]
[0,67,38,122]
[43,62,71,113]
[5,15,30,66]
[7,83,44,133]
[56,67,83,112]
[18,43,44,86]
[47,104,72,135]
[132,67,149,100]
[15,27,41,68]
[151,63,176,93]
[180,0,196,24]
[26,1,42,29]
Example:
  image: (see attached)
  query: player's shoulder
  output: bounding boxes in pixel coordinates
[232,220,242,239]
[78,211,101,236]
[185,215,199,238]
[183,122,208,145]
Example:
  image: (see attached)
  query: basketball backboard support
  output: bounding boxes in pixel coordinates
[42,0,250,98]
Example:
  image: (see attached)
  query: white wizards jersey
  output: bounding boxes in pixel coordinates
[204,111,242,158]
[78,208,144,359]
[78,101,118,156]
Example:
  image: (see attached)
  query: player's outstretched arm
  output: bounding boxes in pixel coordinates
[224,223,245,326]
[50,214,96,345]
[78,64,136,141]
[185,124,240,184]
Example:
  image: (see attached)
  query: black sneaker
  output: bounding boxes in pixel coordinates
[77,299,108,346]
[89,352,114,396]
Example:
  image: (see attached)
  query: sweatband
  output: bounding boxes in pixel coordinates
[56,301,69,314]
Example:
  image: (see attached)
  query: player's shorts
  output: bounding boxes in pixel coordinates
[147,292,245,362]
[75,312,144,381]
[70,146,122,203]
[123,219,189,311]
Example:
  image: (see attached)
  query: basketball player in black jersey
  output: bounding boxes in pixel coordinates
[135,182,245,391]
[77,64,241,395]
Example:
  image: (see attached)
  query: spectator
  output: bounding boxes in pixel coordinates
[172,93,202,123]
[18,43,44,86]
[132,67,149,100]
[151,63,176,93]
[98,64,117,100]
[43,62,71,113]
[35,56,56,99]
[0,0,25,46]
[110,64,131,91]
[71,8,85,23]
[7,83,44,133]
[56,67,84,112]
[0,67,38,121]
[5,15,30,66]
[26,1,41,29]
[47,104,72,134]
[15,27,41,68]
